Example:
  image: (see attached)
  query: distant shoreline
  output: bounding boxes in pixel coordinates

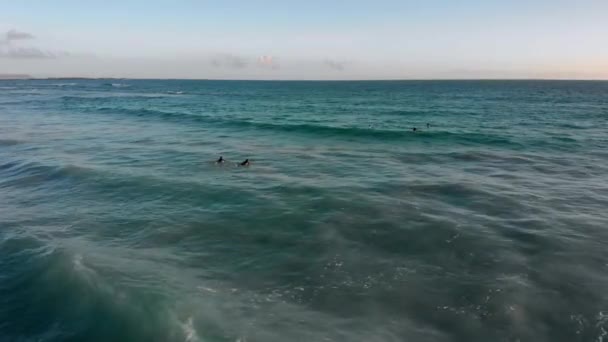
[1,76,607,82]
[0,74,33,80]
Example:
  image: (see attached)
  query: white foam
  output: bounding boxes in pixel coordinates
[181,317,200,342]
[197,286,218,293]
[72,253,85,270]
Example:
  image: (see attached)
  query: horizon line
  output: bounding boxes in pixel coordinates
[1,76,608,82]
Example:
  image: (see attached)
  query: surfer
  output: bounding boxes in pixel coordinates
[239,159,250,166]
[216,156,224,164]
[412,127,417,132]
[426,123,430,129]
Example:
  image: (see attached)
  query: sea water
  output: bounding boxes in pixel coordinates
[1,80,607,341]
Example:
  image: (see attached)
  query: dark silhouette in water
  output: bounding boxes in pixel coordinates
[427,123,430,129]
[216,156,224,163]
[240,159,250,166]
[412,127,417,132]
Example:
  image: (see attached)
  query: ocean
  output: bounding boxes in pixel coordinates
[1,79,607,342]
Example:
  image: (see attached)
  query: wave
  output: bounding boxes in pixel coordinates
[50,83,78,87]
[0,99,48,106]
[96,107,175,118]
[0,160,96,190]
[0,239,190,341]
[381,109,432,116]
[0,157,266,215]
[60,94,169,103]
[237,122,517,146]
[0,138,25,146]
[107,83,130,88]
[92,106,520,146]
[555,123,590,130]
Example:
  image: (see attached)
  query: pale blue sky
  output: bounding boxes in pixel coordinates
[1,0,607,79]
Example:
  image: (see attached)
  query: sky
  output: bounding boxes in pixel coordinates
[1,0,607,79]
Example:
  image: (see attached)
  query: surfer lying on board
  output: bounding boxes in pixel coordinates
[239,159,250,166]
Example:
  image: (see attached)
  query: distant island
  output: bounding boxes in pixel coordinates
[0,75,134,80]
[0,74,32,80]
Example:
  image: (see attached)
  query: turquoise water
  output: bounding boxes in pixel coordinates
[1,80,607,342]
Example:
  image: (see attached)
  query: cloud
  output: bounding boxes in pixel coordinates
[6,29,35,41]
[0,46,57,59]
[257,55,279,69]
[324,59,347,71]
[0,29,70,59]
[210,53,248,68]
[209,54,280,70]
